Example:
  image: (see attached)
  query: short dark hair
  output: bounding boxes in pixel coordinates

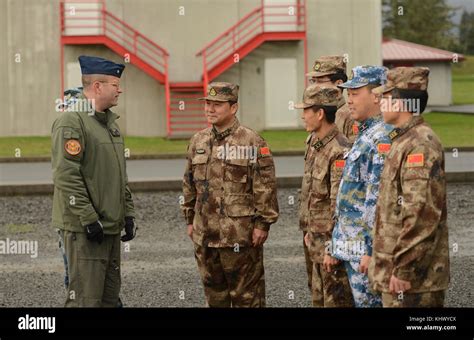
[391,88,429,114]
[228,100,237,107]
[329,72,348,84]
[311,105,337,123]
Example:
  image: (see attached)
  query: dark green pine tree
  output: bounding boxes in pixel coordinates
[383,0,457,51]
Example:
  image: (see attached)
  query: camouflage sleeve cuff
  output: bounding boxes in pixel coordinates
[254,219,270,232]
[185,211,195,225]
[392,267,415,282]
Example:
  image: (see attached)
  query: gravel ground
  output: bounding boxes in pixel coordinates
[0,184,472,307]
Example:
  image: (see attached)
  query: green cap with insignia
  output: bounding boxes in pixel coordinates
[294,84,341,109]
[306,55,346,78]
[199,82,239,102]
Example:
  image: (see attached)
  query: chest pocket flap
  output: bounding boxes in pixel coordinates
[225,158,249,183]
[192,152,208,181]
[343,149,362,182]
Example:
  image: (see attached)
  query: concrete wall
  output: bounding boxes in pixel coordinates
[0,0,61,137]
[306,0,383,72]
[0,0,382,137]
[64,45,166,136]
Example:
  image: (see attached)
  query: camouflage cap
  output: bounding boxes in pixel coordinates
[294,84,341,109]
[199,82,239,102]
[372,67,430,95]
[306,55,347,78]
[338,65,387,89]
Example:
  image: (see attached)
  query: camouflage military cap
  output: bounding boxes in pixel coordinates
[338,65,387,89]
[199,82,239,102]
[306,55,347,78]
[372,67,430,94]
[295,84,341,109]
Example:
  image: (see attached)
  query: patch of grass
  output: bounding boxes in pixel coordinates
[5,224,36,234]
[0,112,472,158]
[452,55,474,105]
[452,55,474,77]
[452,74,474,105]
[423,111,474,147]
[0,136,51,158]
[260,130,309,151]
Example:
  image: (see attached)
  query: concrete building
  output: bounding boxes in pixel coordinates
[382,38,465,106]
[1,0,382,137]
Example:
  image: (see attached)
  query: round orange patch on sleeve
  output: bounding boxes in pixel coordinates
[65,139,82,156]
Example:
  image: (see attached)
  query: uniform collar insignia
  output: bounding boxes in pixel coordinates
[212,118,240,140]
[390,116,424,140]
[359,114,383,133]
[312,127,338,151]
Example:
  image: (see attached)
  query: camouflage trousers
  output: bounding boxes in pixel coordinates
[193,243,265,307]
[311,262,354,307]
[382,291,445,308]
[307,232,354,307]
[344,260,382,308]
[303,231,313,291]
[61,230,121,307]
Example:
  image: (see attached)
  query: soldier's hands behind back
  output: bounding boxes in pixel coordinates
[86,221,104,244]
[121,216,136,242]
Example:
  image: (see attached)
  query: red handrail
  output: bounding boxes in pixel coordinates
[196,1,305,82]
[196,7,262,56]
[60,2,169,74]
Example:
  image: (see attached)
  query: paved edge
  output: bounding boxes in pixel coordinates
[1,173,473,196]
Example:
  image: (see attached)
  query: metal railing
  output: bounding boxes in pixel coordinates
[196,0,305,84]
[60,0,169,78]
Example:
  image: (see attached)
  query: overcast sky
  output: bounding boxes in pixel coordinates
[447,0,474,24]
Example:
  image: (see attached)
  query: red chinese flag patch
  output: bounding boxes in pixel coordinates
[352,124,359,135]
[335,160,345,168]
[260,147,270,155]
[407,153,424,167]
[377,143,391,154]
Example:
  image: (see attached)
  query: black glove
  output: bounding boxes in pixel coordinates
[121,216,136,242]
[86,221,104,244]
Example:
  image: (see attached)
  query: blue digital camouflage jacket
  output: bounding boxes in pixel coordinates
[332,114,393,262]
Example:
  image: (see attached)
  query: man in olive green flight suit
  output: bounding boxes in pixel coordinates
[51,55,136,307]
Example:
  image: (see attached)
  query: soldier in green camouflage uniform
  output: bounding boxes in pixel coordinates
[181,82,279,307]
[307,55,358,144]
[303,56,357,290]
[297,84,354,307]
[368,67,449,307]
[51,56,136,307]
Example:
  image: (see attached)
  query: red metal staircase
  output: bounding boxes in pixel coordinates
[168,82,207,138]
[196,0,307,89]
[59,0,172,133]
[60,0,306,138]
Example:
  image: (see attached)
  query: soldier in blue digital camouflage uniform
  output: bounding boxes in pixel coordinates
[331,66,392,308]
